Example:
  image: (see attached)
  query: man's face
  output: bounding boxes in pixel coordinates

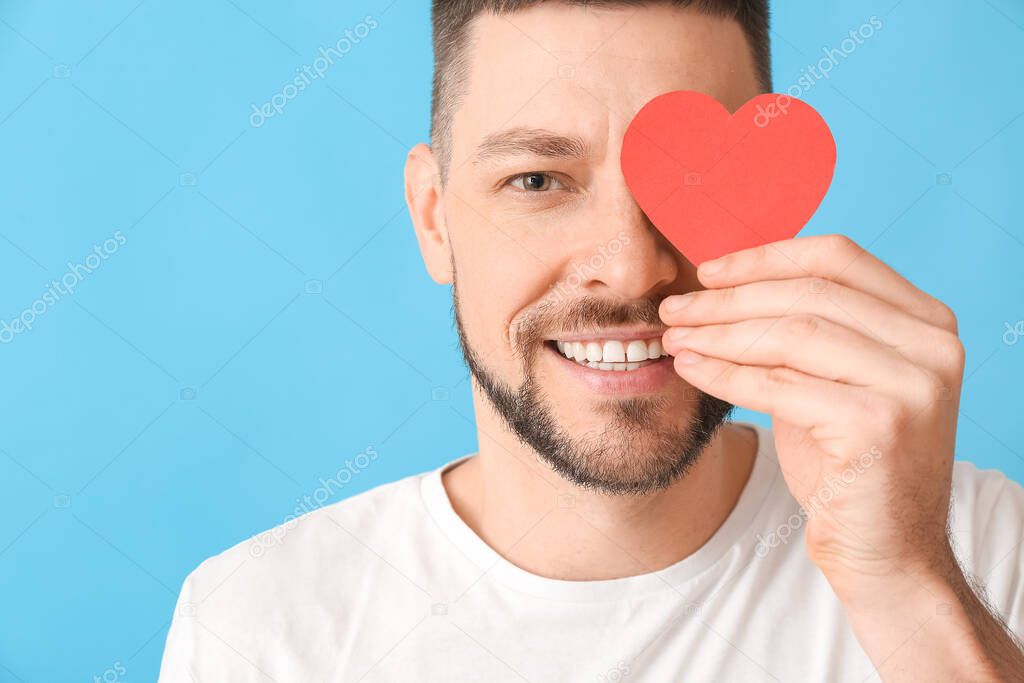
[440,3,762,493]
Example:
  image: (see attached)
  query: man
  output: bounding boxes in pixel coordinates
[159,1,1024,680]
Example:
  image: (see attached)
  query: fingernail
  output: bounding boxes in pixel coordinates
[664,293,694,313]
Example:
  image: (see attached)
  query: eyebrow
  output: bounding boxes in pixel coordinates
[471,127,591,164]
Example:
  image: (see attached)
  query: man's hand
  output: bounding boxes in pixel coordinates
[659,234,1023,681]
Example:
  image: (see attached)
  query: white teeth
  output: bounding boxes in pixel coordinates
[602,340,625,363]
[553,336,670,371]
[626,340,648,362]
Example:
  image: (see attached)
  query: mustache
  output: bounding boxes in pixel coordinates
[514,296,666,352]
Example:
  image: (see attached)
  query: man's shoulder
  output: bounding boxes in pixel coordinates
[949,460,1024,586]
[950,459,1024,527]
[159,464,461,679]
[179,464,445,606]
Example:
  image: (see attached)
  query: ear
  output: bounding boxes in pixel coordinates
[404,143,453,284]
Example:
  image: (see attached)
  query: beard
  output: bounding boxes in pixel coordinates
[453,282,734,496]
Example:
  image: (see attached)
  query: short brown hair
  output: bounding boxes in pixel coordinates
[430,0,772,176]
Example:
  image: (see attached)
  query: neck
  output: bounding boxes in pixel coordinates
[442,390,759,581]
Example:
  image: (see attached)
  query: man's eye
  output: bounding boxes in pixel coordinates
[509,172,563,192]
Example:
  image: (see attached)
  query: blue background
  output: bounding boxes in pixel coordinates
[0,1,1022,680]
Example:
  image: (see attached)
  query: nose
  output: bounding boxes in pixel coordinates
[574,184,680,300]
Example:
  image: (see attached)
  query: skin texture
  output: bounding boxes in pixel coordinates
[403,3,1024,680]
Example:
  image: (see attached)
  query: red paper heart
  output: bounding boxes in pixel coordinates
[620,91,836,265]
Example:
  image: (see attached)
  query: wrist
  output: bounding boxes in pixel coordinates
[826,550,1006,681]
[822,543,959,609]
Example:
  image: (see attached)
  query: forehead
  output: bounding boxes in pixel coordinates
[448,3,761,168]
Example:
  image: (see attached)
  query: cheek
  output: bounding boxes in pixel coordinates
[450,223,559,366]
[458,279,515,360]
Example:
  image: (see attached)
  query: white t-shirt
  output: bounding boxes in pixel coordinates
[158,422,1024,682]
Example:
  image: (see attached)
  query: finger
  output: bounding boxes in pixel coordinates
[696,234,958,334]
[659,277,959,377]
[661,315,921,392]
[671,349,873,435]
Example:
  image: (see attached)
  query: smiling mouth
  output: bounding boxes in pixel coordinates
[546,336,670,372]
